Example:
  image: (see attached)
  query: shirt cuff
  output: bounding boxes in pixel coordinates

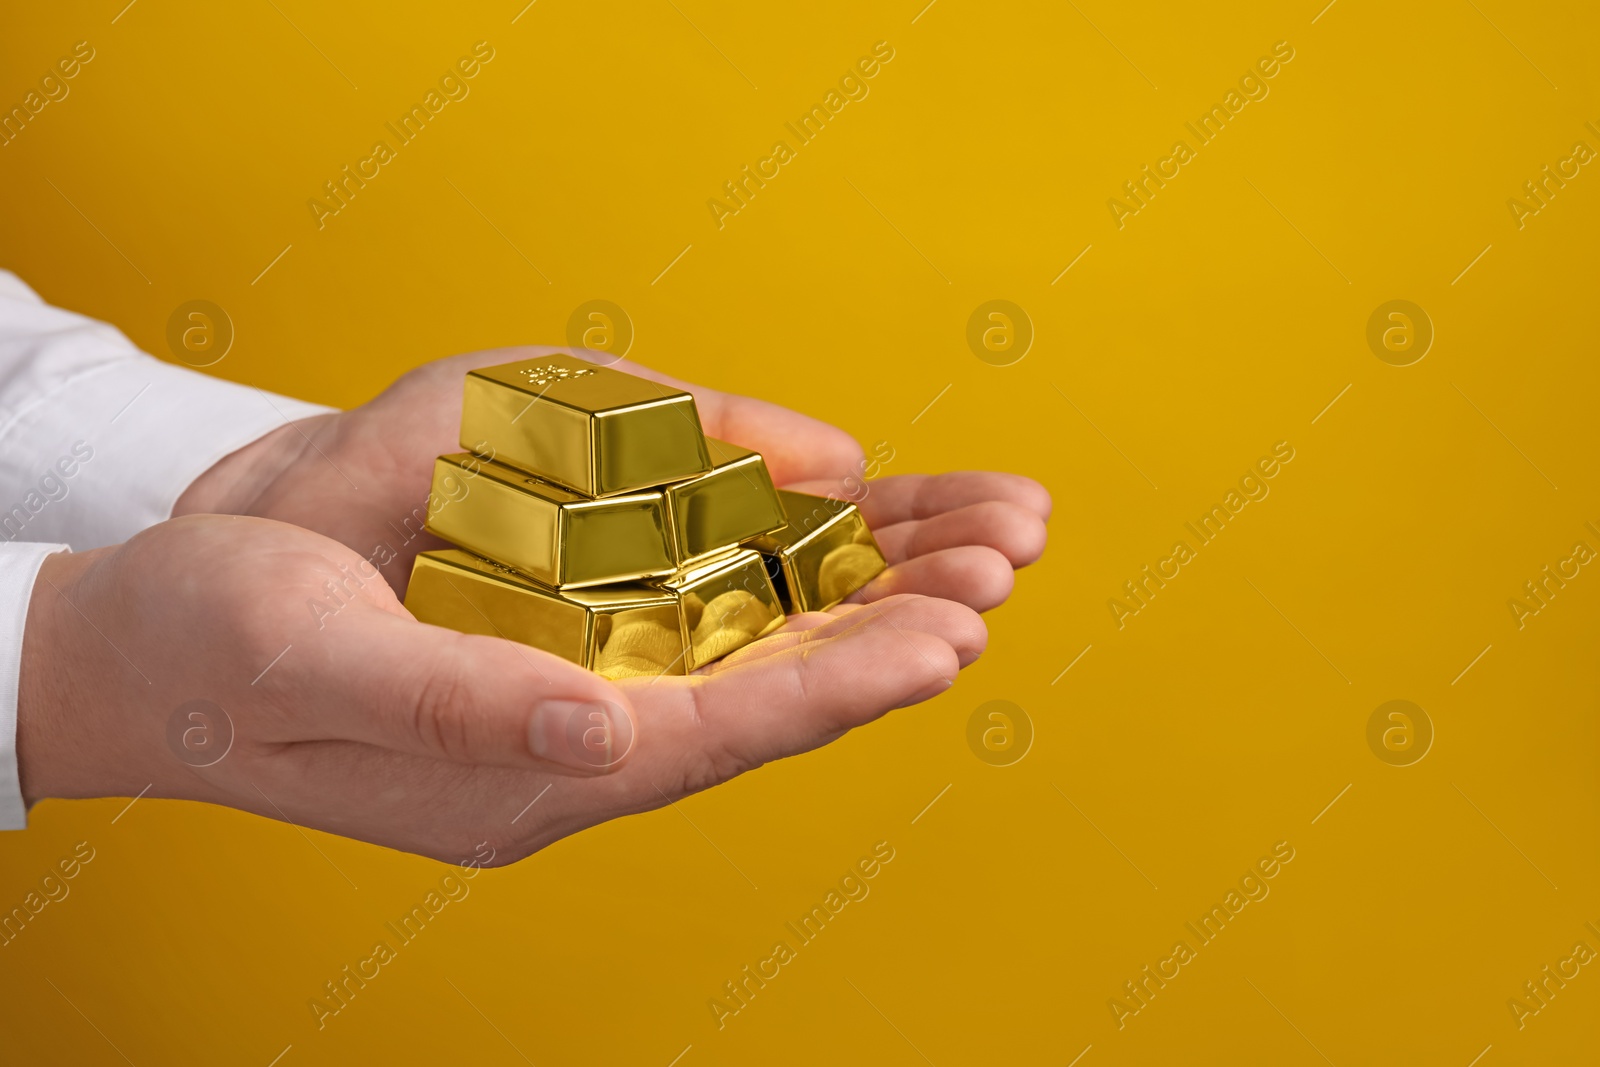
[0,355,334,550]
[0,541,69,829]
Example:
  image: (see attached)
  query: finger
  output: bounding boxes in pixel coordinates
[872,501,1049,568]
[850,546,1017,613]
[280,603,638,775]
[707,593,987,670]
[784,472,1054,528]
[623,619,963,792]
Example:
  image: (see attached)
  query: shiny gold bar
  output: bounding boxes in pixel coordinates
[424,453,674,588]
[655,548,786,671]
[663,438,786,566]
[749,490,887,613]
[407,548,784,677]
[461,354,712,497]
[404,550,687,680]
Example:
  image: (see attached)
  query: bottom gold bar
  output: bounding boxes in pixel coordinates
[405,550,684,679]
[749,490,887,614]
[405,548,785,679]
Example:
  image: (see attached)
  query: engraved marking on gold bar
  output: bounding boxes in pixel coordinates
[460,353,711,496]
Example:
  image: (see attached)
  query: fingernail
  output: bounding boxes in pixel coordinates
[958,650,981,668]
[529,699,634,772]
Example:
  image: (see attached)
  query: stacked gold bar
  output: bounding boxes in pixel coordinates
[404,355,888,679]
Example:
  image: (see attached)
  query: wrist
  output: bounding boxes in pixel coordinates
[16,546,137,805]
[174,414,338,516]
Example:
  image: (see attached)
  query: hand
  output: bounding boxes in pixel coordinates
[18,515,983,862]
[175,348,1051,608]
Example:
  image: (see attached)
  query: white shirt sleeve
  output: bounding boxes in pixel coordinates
[0,271,335,828]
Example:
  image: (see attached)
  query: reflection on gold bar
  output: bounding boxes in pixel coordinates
[461,354,711,497]
[404,550,687,680]
[655,548,786,671]
[663,438,786,566]
[750,490,887,614]
[425,453,674,588]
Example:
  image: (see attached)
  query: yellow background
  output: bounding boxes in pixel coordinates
[3,1,1598,1063]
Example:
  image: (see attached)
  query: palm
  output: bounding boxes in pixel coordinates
[233,346,1051,614]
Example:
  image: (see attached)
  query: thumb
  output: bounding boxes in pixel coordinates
[287,603,638,775]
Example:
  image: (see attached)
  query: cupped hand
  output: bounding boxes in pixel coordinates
[18,515,983,862]
[176,347,1051,610]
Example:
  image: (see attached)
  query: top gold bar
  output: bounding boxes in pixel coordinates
[461,354,713,497]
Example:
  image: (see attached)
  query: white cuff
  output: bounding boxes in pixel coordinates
[0,356,332,549]
[0,541,69,829]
